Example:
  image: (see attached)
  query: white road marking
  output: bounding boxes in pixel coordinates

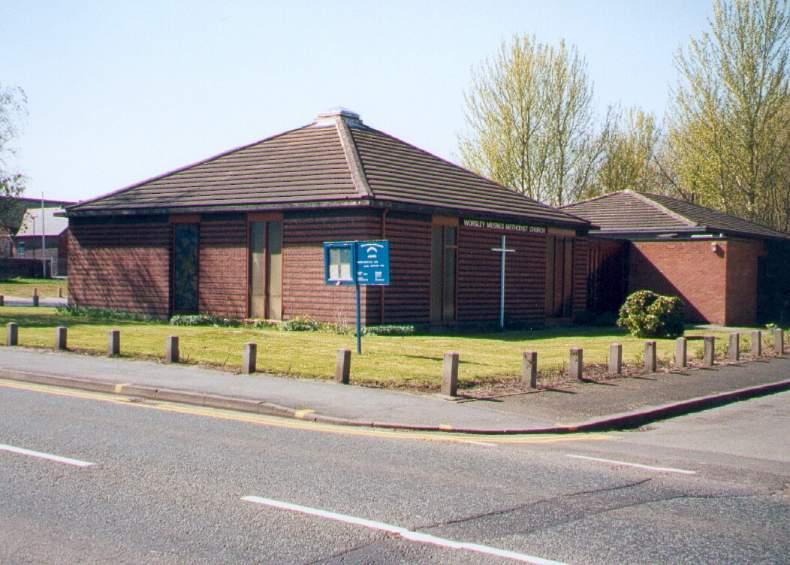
[0,443,95,467]
[566,454,696,475]
[463,440,498,448]
[242,495,565,564]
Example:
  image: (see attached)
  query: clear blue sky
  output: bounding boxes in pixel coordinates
[2,0,712,203]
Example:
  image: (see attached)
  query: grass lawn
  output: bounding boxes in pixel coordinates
[0,277,67,298]
[1,306,778,390]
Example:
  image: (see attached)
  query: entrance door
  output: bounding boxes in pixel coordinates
[173,224,199,313]
[545,236,574,318]
[249,221,283,320]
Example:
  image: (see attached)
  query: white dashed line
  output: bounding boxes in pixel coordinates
[566,454,696,475]
[0,443,95,467]
[242,495,566,564]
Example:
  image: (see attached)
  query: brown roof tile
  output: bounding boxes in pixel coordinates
[563,190,789,240]
[68,110,588,228]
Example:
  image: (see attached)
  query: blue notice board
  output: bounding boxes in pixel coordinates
[323,240,390,286]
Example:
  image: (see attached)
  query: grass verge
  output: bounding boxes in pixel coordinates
[0,307,782,390]
[0,277,67,298]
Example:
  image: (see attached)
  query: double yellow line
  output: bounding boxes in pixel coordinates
[0,379,608,446]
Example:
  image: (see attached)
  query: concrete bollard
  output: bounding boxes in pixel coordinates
[242,342,257,374]
[644,341,657,373]
[55,326,67,350]
[569,348,583,381]
[675,337,687,369]
[774,328,785,356]
[165,336,180,363]
[335,349,351,384]
[32,292,39,307]
[728,333,740,362]
[751,330,762,357]
[6,322,18,346]
[608,343,622,376]
[703,336,715,367]
[522,351,538,388]
[108,329,120,356]
[442,352,459,396]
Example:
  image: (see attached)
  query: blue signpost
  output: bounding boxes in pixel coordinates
[324,240,390,353]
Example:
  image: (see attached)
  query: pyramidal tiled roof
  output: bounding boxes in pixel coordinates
[67,109,588,228]
[562,190,789,240]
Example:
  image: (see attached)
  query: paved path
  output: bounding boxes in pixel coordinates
[0,346,788,431]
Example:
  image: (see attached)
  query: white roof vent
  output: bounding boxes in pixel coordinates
[313,107,364,127]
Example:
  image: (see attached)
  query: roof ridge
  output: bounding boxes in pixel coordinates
[629,191,698,228]
[66,123,313,212]
[360,125,584,221]
[561,190,627,208]
[334,116,374,199]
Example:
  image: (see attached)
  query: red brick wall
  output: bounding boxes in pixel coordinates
[68,219,171,316]
[199,219,248,319]
[282,211,380,324]
[725,239,763,326]
[457,226,547,325]
[629,240,728,324]
[381,212,432,324]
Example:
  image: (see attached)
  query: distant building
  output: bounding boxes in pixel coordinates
[13,206,71,276]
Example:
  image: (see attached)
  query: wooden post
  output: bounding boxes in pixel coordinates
[55,326,67,350]
[703,336,715,367]
[6,322,18,346]
[751,330,762,357]
[165,336,180,363]
[442,352,459,396]
[522,351,538,388]
[569,348,583,381]
[644,341,657,373]
[58,287,63,298]
[108,330,120,356]
[0,295,5,306]
[674,337,687,369]
[774,328,785,356]
[335,349,351,384]
[728,333,740,362]
[608,343,622,376]
[32,289,39,307]
[242,342,257,374]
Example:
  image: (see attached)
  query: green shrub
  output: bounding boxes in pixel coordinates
[57,305,159,323]
[280,315,323,332]
[617,290,685,338]
[365,325,417,336]
[170,314,240,327]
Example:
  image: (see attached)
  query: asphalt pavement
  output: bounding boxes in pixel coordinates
[0,383,787,563]
[0,345,788,432]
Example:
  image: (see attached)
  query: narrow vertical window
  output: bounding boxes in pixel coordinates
[267,221,283,320]
[173,224,199,313]
[249,222,266,319]
[431,224,457,324]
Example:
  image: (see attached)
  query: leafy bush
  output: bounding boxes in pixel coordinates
[365,325,417,336]
[170,314,240,327]
[280,315,323,332]
[617,290,685,338]
[57,305,159,323]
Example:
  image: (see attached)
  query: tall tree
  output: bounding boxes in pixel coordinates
[666,0,790,231]
[0,84,27,234]
[587,107,662,197]
[0,84,26,198]
[459,35,601,206]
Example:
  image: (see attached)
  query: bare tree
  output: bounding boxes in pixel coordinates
[459,35,600,206]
